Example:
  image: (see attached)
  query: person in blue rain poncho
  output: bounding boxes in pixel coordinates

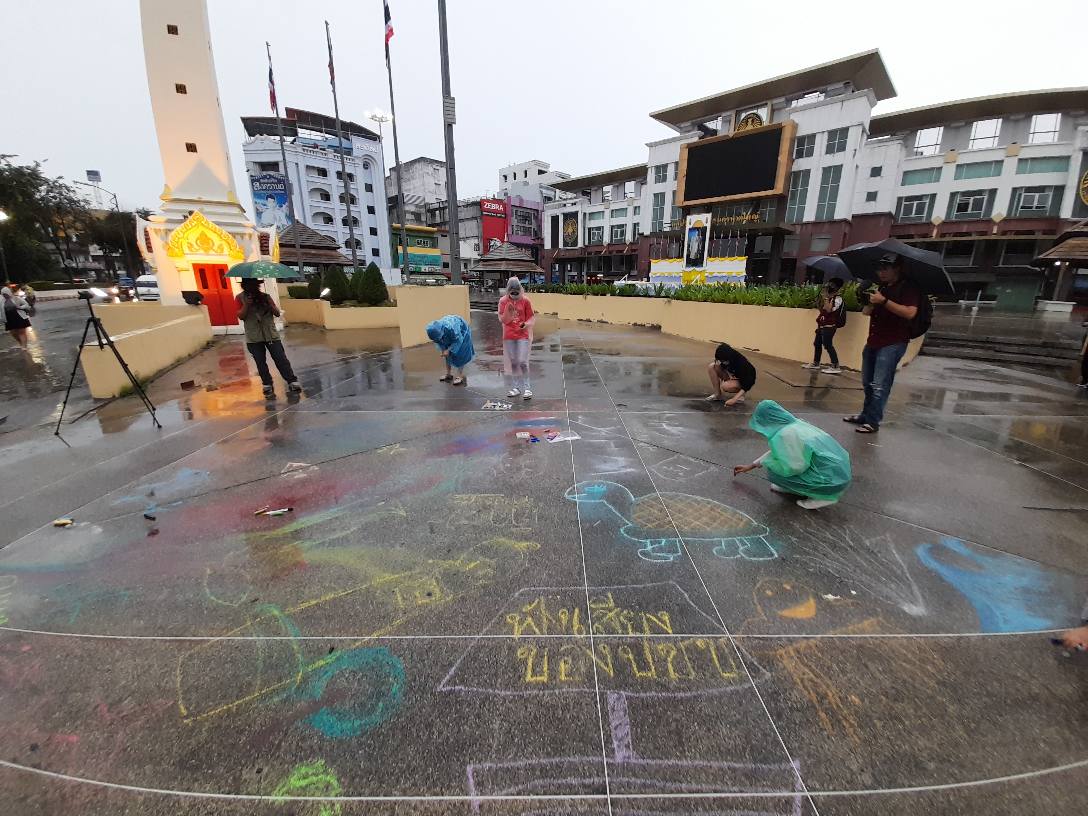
[426,314,475,386]
[733,400,852,511]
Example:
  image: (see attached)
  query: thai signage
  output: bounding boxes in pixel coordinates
[480,198,507,254]
[249,172,292,229]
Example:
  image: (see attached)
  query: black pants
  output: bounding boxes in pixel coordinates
[247,340,296,387]
[1081,350,1087,385]
[813,327,839,367]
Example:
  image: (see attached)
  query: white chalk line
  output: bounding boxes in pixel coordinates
[0,624,1074,642]
[2,755,1087,802]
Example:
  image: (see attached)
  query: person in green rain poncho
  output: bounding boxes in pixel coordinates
[733,400,852,510]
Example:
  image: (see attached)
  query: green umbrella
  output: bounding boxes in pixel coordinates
[225,260,300,279]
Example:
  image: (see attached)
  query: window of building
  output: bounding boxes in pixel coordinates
[367,205,376,215]
[790,91,824,108]
[257,161,280,172]
[942,241,976,267]
[602,185,613,202]
[167,24,179,35]
[954,160,1003,180]
[869,166,882,177]
[312,188,331,202]
[587,211,604,222]
[902,166,942,185]
[587,225,604,244]
[175,83,187,94]
[308,165,328,178]
[865,191,878,202]
[793,134,815,159]
[672,162,679,181]
[185,142,198,153]
[610,224,627,243]
[670,190,681,226]
[1010,186,1063,217]
[896,194,934,223]
[633,206,640,215]
[372,248,381,258]
[1028,113,1061,144]
[339,193,357,205]
[502,174,508,183]
[651,192,665,232]
[1000,239,1038,266]
[335,171,355,182]
[345,239,361,249]
[815,165,842,220]
[785,169,809,223]
[364,182,374,192]
[825,127,849,155]
[913,126,943,157]
[314,212,333,225]
[632,223,641,240]
[809,235,832,253]
[948,189,995,220]
[968,118,1001,150]
[610,208,627,218]
[782,236,801,256]
[653,164,668,183]
[369,227,379,236]
[1016,155,1070,175]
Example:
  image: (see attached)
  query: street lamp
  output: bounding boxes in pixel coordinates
[0,209,9,281]
[73,179,135,279]
[365,108,399,273]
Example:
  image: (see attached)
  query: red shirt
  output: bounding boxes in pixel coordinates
[499,295,534,340]
[867,281,920,348]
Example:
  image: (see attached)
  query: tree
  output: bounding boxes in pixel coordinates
[323,266,351,305]
[84,210,138,275]
[354,262,390,306]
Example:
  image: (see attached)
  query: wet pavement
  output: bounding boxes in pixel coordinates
[1,306,1087,815]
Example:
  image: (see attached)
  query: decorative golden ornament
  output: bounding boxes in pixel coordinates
[736,112,764,132]
[165,211,245,261]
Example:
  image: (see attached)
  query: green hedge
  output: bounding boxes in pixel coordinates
[529,281,862,311]
[287,285,312,299]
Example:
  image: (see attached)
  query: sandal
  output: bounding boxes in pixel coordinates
[439,375,454,383]
[452,377,466,387]
[843,415,863,424]
[855,423,878,434]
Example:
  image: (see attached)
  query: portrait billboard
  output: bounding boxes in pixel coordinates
[249,172,293,229]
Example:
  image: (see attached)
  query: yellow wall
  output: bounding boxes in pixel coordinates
[94,303,202,336]
[396,285,470,348]
[80,312,212,398]
[529,294,924,369]
[281,298,325,325]
[324,303,399,330]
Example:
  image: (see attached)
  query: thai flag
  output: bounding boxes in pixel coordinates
[268,64,277,113]
[384,0,394,44]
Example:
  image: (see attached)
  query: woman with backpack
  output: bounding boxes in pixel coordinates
[803,277,844,375]
[2,286,32,349]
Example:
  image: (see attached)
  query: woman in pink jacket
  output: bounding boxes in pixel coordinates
[498,277,535,400]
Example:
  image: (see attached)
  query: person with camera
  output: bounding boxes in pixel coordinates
[844,253,919,434]
[803,277,845,375]
[236,278,301,399]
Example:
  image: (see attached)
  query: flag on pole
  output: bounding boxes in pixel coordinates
[384,0,394,44]
[267,64,277,113]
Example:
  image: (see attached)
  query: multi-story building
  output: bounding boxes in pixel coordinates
[386,156,447,227]
[543,50,1088,304]
[497,160,570,265]
[241,107,391,273]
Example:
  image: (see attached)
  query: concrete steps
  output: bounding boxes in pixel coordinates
[922,331,1081,368]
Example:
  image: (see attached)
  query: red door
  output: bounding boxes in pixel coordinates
[194,264,238,327]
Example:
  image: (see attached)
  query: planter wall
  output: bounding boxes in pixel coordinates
[396,285,470,348]
[95,303,204,336]
[323,303,398,330]
[529,293,924,369]
[281,298,325,326]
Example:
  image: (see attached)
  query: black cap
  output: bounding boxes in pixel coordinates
[877,253,898,265]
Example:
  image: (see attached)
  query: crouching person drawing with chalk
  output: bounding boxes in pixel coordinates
[427,314,475,386]
[733,400,851,511]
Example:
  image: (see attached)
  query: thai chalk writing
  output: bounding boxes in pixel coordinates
[448,494,538,533]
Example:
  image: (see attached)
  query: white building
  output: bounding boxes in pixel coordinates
[543,50,1088,305]
[497,160,570,205]
[386,156,447,226]
[242,109,391,273]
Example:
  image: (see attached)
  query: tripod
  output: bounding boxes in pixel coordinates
[55,297,162,435]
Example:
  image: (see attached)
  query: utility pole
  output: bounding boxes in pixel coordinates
[267,42,303,276]
[437,0,461,284]
[384,22,409,281]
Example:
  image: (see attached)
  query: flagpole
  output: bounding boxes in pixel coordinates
[325,20,360,272]
[436,0,460,285]
[267,42,303,276]
[384,6,409,283]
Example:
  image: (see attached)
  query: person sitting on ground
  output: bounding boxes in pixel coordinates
[733,400,852,511]
[707,343,756,407]
[236,277,302,399]
[803,277,845,375]
[427,314,475,386]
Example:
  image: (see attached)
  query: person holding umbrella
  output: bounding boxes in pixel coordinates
[236,277,302,398]
[842,253,920,433]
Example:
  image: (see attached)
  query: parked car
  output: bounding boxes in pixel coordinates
[118,276,136,288]
[135,275,159,301]
[71,277,89,286]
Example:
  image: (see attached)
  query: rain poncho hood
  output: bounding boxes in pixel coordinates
[426,314,475,369]
[749,400,852,501]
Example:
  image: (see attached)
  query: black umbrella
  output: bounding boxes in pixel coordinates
[836,238,955,299]
[802,255,851,280]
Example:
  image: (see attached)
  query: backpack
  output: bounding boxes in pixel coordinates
[833,297,847,328]
[908,289,932,339]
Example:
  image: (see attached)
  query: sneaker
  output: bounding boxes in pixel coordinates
[288,381,303,393]
[507,388,521,398]
[822,366,842,375]
[769,484,790,494]
[262,386,275,399]
[1078,382,1088,389]
[801,363,822,370]
[797,498,837,511]
[522,389,533,400]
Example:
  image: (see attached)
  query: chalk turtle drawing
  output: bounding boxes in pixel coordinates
[565,481,777,562]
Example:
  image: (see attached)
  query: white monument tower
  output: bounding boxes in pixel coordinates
[135,0,279,331]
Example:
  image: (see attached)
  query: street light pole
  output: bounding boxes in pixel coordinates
[366,109,394,275]
[73,180,134,277]
[436,0,461,284]
[0,210,9,281]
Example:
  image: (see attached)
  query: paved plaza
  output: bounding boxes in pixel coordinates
[1,304,1088,814]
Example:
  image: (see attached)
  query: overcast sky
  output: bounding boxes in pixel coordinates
[3,0,1084,215]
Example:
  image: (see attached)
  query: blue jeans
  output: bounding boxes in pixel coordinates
[859,342,907,427]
